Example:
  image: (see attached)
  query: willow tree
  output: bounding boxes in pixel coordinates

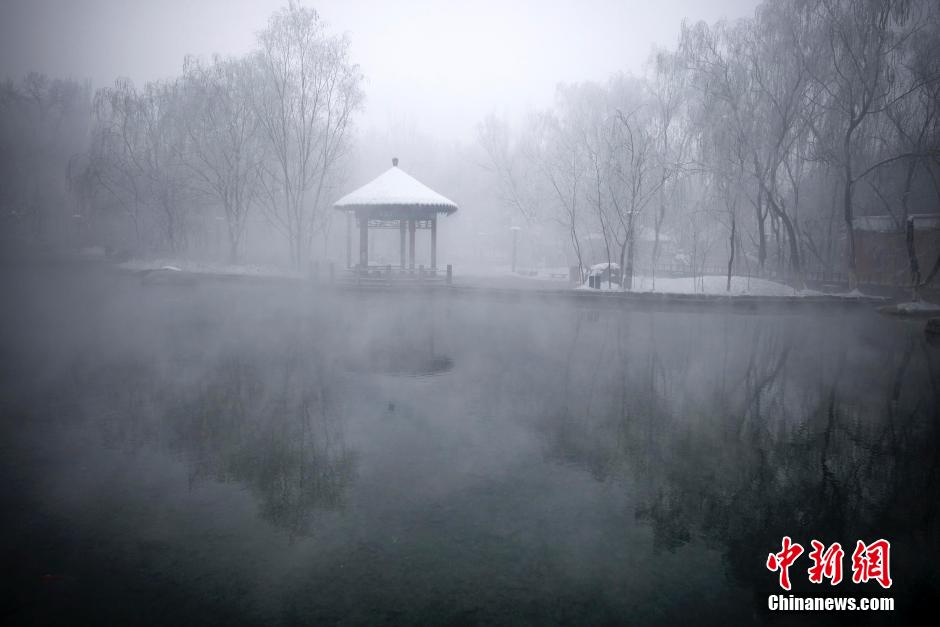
[804,0,934,287]
[649,50,693,289]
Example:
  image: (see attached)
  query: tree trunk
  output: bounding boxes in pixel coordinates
[652,185,667,290]
[781,212,803,290]
[569,223,584,283]
[843,173,857,290]
[900,162,917,298]
[842,126,859,290]
[618,241,627,291]
[906,219,920,300]
[755,188,767,271]
[625,232,635,291]
[727,210,736,292]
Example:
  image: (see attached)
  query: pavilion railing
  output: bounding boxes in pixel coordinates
[317,263,453,286]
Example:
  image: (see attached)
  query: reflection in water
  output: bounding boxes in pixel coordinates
[344,308,454,377]
[82,342,358,538]
[4,267,938,624]
[536,309,939,615]
[172,350,357,537]
[346,346,454,377]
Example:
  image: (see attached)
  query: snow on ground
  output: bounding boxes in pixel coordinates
[460,265,885,298]
[116,258,892,301]
[119,258,303,279]
[639,275,823,296]
[578,274,824,297]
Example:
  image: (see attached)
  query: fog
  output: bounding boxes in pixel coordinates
[0,0,759,141]
[1,1,939,625]
[3,0,939,286]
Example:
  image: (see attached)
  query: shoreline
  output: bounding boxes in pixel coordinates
[123,263,895,313]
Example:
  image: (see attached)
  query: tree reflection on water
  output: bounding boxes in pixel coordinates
[9,273,937,622]
[76,338,358,539]
[537,309,939,614]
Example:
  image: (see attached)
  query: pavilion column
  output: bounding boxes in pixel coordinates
[399,219,406,269]
[345,212,352,268]
[408,218,416,270]
[430,215,437,272]
[359,211,368,269]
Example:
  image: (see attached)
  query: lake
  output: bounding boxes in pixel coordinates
[1,262,936,625]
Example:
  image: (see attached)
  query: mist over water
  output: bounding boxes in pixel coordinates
[2,0,940,625]
[2,263,936,624]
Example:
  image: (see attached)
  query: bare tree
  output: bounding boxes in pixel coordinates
[745,3,821,288]
[181,55,264,263]
[521,100,590,280]
[86,79,147,250]
[608,91,667,290]
[91,78,192,253]
[804,0,935,288]
[252,3,363,269]
[681,19,771,276]
[649,50,693,289]
[478,113,544,222]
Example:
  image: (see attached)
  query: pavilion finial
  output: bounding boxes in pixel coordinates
[392,157,399,167]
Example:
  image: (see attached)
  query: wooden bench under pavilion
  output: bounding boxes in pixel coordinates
[334,158,458,281]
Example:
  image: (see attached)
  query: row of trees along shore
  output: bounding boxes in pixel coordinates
[480,0,940,290]
[2,4,362,269]
[2,0,940,289]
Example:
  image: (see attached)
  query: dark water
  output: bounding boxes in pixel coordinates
[1,263,937,626]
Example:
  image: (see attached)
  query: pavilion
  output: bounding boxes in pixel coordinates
[334,158,458,276]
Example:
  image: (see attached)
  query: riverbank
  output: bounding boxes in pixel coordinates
[114,260,899,313]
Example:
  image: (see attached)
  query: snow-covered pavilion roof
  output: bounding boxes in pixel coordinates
[334,161,458,215]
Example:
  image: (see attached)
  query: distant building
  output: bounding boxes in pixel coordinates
[853,213,940,283]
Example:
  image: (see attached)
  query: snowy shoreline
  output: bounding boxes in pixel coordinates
[119,257,305,280]
[114,260,906,307]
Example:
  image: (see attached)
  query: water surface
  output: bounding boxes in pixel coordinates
[1,263,936,625]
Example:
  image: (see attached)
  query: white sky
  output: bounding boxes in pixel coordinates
[0,0,759,141]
